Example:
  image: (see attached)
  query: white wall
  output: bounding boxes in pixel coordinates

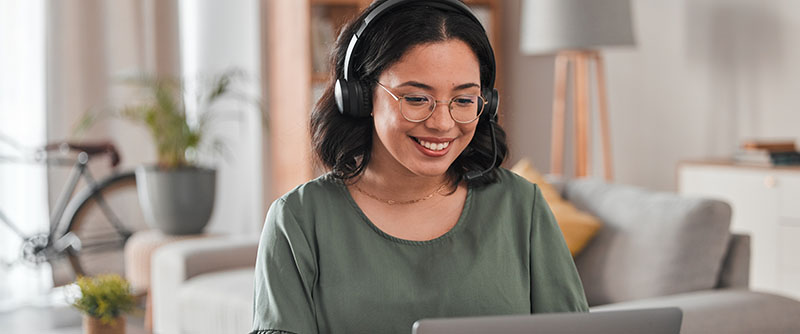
[503,0,800,191]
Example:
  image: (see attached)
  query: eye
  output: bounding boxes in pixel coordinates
[453,96,477,107]
[403,95,430,106]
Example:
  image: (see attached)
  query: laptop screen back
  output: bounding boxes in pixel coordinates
[412,307,682,334]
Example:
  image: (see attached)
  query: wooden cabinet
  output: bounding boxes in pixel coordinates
[678,161,800,300]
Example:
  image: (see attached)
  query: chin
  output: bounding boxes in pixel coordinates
[406,161,454,178]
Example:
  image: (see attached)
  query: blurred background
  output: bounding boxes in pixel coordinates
[1,0,800,329]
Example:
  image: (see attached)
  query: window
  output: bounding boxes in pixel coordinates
[0,0,51,309]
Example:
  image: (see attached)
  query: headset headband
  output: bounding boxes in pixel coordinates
[342,0,495,89]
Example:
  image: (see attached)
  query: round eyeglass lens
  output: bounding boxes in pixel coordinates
[450,95,484,123]
[400,95,433,121]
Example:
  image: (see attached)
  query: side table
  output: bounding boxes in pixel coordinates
[124,229,212,332]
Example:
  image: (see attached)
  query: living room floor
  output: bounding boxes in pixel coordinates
[0,305,147,334]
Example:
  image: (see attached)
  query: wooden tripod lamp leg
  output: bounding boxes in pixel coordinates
[550,53,570,176]
[550,50,614,180]
[594,52,614,180]
[573,52,591,178]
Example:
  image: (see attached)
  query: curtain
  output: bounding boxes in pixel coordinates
[0,0,51,310]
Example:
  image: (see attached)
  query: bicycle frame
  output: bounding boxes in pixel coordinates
[48,152,90,239]
[0,150,129,255]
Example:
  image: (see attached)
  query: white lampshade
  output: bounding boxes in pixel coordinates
[520,0,635,55]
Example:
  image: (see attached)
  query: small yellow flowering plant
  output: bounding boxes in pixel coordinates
[71,274,135,325]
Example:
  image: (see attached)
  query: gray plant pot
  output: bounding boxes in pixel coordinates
[135,166,216,235]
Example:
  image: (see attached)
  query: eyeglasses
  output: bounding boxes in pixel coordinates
[376,82,486,124]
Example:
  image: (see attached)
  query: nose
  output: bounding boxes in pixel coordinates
[425,101,455,132]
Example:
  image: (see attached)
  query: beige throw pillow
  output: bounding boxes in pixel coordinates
[510,159,602,256]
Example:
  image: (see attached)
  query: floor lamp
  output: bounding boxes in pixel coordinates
[519,0,635,180]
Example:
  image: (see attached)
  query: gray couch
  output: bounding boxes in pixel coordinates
[150,178,800,334]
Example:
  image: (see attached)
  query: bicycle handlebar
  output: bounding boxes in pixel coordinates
[43,141,121,167]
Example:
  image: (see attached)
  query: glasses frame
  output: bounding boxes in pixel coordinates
[376,82,486,124]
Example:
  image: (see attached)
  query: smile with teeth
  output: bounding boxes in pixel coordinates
[412,137,451,151]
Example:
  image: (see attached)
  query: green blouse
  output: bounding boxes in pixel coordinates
[251,168,588,334]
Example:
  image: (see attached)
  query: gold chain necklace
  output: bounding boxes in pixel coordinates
[353,182,447,205]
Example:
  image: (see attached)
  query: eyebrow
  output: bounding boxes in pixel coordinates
[397,81,481,91]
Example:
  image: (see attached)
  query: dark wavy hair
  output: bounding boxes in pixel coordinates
[310,0,508,187]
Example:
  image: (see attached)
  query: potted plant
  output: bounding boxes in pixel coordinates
[71,274,135,334]
[76,70,260,235]
[123,74,221,235]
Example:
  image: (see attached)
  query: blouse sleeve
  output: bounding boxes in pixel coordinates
[529,185,590,313]
[251,198,318,334]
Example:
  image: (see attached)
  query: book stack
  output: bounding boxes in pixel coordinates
[734,140,800,166]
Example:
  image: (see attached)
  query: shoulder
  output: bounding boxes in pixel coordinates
[265,173,343,226]
[274,173,343,208]
[477,168,540,200]
[468,168,543,220]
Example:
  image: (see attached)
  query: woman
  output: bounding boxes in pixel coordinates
[252,1,588,333]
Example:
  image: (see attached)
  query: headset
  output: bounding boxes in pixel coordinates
[334,0,499,180]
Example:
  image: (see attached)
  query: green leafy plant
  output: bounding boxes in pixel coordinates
[71,274,135,326]
[121,71,242,169]
[75,69,262,169]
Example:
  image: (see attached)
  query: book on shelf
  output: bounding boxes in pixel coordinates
[733,139,800,166]
[733,149,800,166]
[740,139,796,152]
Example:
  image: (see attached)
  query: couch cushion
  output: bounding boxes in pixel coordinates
[591,289,800,334]
[566,179,731,305]
[510,159,603,256]
[178,268,254,334]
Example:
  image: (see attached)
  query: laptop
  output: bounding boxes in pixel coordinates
[412,307,682,334]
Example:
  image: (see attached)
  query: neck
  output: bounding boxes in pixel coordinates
[360,167,448,199]
[357,156,450,203]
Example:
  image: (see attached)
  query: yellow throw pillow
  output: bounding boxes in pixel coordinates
[510,159,602,256]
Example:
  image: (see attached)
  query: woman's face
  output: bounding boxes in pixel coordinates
[370,39,481,178]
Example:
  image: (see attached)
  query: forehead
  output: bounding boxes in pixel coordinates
[379,39,481,87]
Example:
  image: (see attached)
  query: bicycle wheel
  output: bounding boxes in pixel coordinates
[50,171,149,285]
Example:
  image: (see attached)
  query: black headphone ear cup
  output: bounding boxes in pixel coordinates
[346,79,368,117]
[336,78,371,117]
[346,79,361,117]
[484,88,499,122]
[335,79,349,115]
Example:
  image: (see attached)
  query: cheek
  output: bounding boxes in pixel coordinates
[454,124,479,154]
[461,123,479,142]
[373,113,399,136]
[372,96,400,129]
[372,110,410,147]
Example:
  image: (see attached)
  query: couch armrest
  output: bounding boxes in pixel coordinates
[716,233,750,289]
[591,290,800,334]
[151,236,259,334]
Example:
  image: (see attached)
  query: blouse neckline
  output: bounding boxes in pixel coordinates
[331,174,474,246]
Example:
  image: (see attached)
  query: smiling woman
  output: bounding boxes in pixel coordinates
[251,1,589,333]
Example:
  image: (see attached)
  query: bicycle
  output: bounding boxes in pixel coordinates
[0,134,148,285]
